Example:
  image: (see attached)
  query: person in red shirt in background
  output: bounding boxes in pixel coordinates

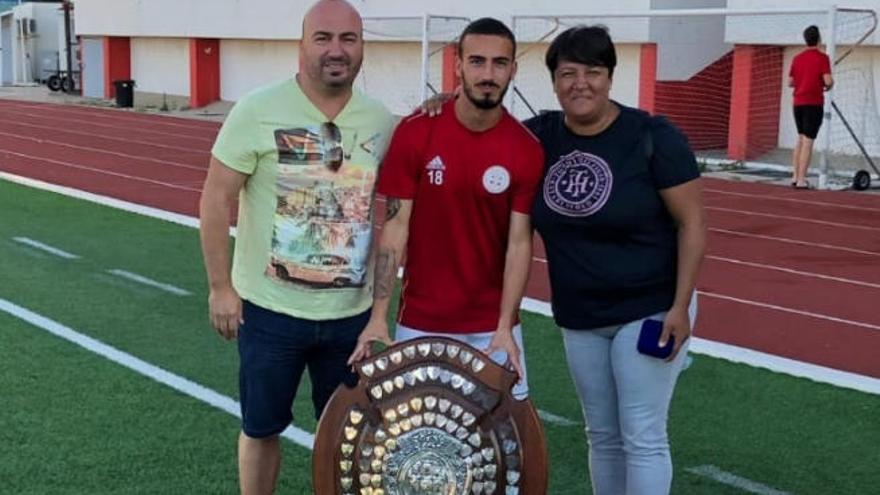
[347,18,544,398]
[789,25,834,189]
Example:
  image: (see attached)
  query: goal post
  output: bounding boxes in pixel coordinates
[358,15,470,116]
[510,6,879,189]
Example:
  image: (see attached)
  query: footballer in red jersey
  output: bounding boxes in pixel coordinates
[788,25,833,189]
[348,18,544,397]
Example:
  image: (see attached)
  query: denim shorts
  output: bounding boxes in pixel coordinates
[237,300,369,438]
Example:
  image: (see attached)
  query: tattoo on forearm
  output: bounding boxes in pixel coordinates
[375,248,397,299]
[386,198,401,221]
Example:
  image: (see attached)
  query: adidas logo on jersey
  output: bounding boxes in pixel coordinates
[426,156,446,171]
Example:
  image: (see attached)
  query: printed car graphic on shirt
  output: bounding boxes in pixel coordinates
[269,252,366,288]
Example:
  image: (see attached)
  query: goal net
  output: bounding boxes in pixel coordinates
[358,15,470,117]
[510,7,879,186]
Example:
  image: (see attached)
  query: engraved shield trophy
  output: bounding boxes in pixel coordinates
[313,337,548,495]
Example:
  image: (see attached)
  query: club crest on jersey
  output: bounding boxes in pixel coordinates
[482,165,510,194]
[544,151,613,217]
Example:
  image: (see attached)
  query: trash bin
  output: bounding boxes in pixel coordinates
[113,80,135,108]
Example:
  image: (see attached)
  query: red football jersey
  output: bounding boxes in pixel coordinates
[790,48,832,106]
[378,101,544,333]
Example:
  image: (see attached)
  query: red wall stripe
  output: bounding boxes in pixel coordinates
[103,37,131,99]
[189,39,221,108]
[654,52,733,151]
[639,43,657,114]
[727,45,783,160]
[441,44,459,94]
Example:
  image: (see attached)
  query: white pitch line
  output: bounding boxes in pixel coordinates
[689,339,880,395]
[521,297,553,316]
[107,269,192,296]
[538,409,580,427]
[687,465,793,495]
[4,171,877,395]
[0,298,315,449]
[706,206,880,232]
[12,236,80,259]
[0,173,237,235]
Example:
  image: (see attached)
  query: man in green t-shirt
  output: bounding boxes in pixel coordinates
[198,1,394,492]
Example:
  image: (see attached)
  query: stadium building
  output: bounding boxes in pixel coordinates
[8,0,880,182]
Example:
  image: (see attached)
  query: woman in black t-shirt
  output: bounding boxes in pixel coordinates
[525,26,706,495]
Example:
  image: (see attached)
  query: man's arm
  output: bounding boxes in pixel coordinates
[486,212,532,380]
[348,197,413,364]
[788,76,795,88]
[823,73,834,91]
[199,156,248,340]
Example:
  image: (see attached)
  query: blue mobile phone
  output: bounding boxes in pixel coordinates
[637,318,674,359]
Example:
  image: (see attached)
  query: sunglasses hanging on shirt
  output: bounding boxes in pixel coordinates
[321,121,344,172]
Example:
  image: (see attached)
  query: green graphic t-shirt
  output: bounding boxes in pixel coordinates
[212,79,395,320]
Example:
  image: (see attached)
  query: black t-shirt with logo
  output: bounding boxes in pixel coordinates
[525,104,700,330]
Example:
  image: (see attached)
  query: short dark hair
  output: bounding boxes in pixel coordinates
[804,25,821,46]
[545,25,617,80]
[457,17,516,57]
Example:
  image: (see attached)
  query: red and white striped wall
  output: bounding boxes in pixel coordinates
[94,36,220,109]
[89,36,789,162]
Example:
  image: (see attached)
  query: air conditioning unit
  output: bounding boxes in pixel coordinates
[29,19,37,35]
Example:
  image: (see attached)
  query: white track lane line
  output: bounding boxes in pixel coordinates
[707,255,880,289]
[0,151,203,192]
[0,116,210,153]
[521,297,880,395]
[698,291,880,332]
[0,100,221,134]
[534,254,880,289]
[12,236,80,259]
[0,128,208,172]
[710,228,880,257]
[706,206,880,232]
[106,269,192,296]
[0,107,216,143]
[0,298,315,449]
[3,171,877,394]
[703,187,880,213]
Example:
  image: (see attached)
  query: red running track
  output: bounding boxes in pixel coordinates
[1,98,878,378]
